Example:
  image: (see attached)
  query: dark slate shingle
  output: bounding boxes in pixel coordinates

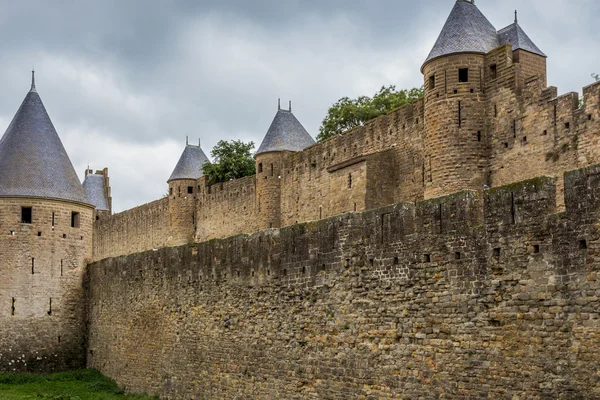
[0,88,90,205]
[498,23,546,57]
[256,109,315,155]
[168,144,210,182]
[423,0,499,67]
[82,174,110,211]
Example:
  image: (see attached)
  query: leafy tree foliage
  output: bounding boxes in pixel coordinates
[317,85,424,142]
[202,140,256,185]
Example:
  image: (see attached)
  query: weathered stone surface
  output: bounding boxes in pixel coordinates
[87,169,600,399]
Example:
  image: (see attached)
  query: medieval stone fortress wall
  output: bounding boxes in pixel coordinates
[2,0,600,398]
[90,1,600,262]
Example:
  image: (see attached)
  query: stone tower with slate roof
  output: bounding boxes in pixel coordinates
[422,0,548,199]
[0,73,95,373]
[255,101,315,229]
[167,139,210,245]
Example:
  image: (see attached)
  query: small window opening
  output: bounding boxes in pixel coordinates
[393,257,399,265]
[169,187,173,195]
[354,203,357,212]
[63,234,67,239]
[543,130,547,136]
[579,239,588,250]
[270,163,274,177]
[11,298,15,316]
[283,269,287,276]
[302,266,306,275]
[71,212,80,228]
[533,244,540,254]
[60,260,63,277]
[21,207,32,224]
[423,254,431,263]
[493,248,501,258]
[455,252,461,260]
[9,230,14,236]
[251,270,255,277]
[565,122,570,130]
[453,89,458,94]
[504,142,509,148]
[510,192,516,224]
[348,173,352,188]
[319,206,322,219]
[522,136,527,144]
[429,75,435,90]
[96,215,100,221]
[267,269,271,276]
[490,64,497,80]
[494,104,498,117]
[258,163,263,173]
[31,258,35,275]
[178,186,181,197]
[369,258,374,266]
[236,271,240,278]
[58,336,61,344]
[47,298,52,316]
[37,231,42,237]
[477,131,482,142]
[187,186,193,194]
[51,212,55,227]
[589,114,593,121]
[458,68,469,83]
[470,88,474,93]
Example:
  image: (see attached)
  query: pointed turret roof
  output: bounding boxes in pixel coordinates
[498,22,546,58]
[0,75,90,205]
[423,0,499,69]
[83,173,110,211]
[168,141,210,182]
[256,105,315,155]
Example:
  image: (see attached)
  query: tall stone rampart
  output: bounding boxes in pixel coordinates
[92,198,169,261]
[87,165,600,399]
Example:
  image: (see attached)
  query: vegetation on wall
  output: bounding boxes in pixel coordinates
[593,73,600,82]
[317,85,424,142]
[202,140,256,185]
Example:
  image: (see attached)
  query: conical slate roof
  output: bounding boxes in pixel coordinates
[256,108,315,155]
[423,0,499,69]
[498,22,546,57]
[83,173,110,211]
[0,80,90,205]
[168,142,210,182]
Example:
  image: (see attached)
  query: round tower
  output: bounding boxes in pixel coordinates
[255,101,315,230]
[422,0,494,199]
[0,73,95,372]
[167,138,209,245]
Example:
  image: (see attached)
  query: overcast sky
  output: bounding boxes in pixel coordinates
[0,0,597,212]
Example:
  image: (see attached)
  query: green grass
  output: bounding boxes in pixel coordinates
[0,369,157,400]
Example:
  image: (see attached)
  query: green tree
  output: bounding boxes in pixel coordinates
[317,85,423,142]
[202,140,256,185]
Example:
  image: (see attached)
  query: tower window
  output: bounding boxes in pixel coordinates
[187,186,193,194]
[258,163,263,173]
[348,173,352,188]
[169,187,173,195]
[477,131,482,142]
[21,207,32,224]
[490,64,497,80]
[429,75,435,90]
[270,163,274,177]
[71,212,80,228]
[459,68,469,83]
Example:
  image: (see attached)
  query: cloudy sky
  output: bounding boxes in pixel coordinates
[0,0,597,212]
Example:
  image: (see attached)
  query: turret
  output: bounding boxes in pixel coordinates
[255,101,315,229]
[167,138,209,245]
[422,0,497,198]
[0,72,94,372]
[83,168,112,220]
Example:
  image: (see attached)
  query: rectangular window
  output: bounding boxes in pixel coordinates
[258,163,263,173]
[187,186,193,194]
[459,68,469,83]
[270,163,274,177]
[348,173,352,188]
[490,64,497,80]
[21,207,32,224]
[51,212,55,227]
[429,75,435,90]
[71,212,80,228]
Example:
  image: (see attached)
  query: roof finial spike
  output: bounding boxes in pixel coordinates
[289,100,292,112]
[278,98,281,110]
[199,138,201,147]
[515,10,518,24]
[31,68,36,92]
[186,136,188,145]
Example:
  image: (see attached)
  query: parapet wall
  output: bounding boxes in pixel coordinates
[87,165,600,399]
[92,198,169,261]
